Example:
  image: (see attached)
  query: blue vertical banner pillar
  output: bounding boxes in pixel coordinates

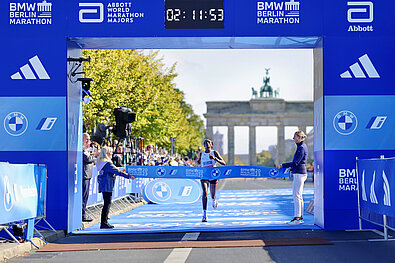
[322,0,395,230]
[0,1,73,231]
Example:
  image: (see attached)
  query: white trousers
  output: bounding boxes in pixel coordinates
[292,173,307,217]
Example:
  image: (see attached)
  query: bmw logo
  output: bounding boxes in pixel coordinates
[269,168,279,177]
[152,182,171,201]
[4,112,28,136]
[211,168,221,178]
[333,110,358,135]
[156,167,166,177]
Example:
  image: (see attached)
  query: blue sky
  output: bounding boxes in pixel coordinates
[154,49,314,154]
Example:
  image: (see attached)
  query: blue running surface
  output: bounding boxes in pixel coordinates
[73,188,319,234]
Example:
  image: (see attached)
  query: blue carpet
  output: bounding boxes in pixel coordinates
[73,188,319,234]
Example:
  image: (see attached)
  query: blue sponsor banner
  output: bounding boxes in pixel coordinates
[126,165,289,180]
[357,157,395,218]
[325,96,395,150]
[323,0,395,37]
[0,97,66,151]
[0,163,38,224]
[323,36,395,96]
[143,179,202,204]
[34,164,47,217]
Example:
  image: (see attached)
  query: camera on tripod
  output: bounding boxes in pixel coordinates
[113,106,136,139]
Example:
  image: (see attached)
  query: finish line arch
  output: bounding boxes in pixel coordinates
[1,0,394,232]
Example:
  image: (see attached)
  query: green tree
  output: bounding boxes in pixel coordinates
[82,49,204,154]
[256,150,275,167]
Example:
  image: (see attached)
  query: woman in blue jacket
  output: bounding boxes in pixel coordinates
[96,146,135,229]
[280,130,308,225]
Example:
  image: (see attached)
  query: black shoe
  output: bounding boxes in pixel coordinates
[82,217,93,222]
[100,222,114,229]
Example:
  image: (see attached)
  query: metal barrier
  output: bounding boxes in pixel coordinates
[356,156,395,241]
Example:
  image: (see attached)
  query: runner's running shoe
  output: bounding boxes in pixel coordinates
[202,215,208,222]
[213,199,218,209]
[286,217,304,225]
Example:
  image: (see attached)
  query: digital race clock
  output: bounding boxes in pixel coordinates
[165,0,224,29]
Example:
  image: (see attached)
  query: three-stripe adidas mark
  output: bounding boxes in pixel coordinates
[10,55,50,80]
[340,54,380,79]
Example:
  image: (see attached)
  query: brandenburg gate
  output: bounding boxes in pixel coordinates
[204,98,313,165]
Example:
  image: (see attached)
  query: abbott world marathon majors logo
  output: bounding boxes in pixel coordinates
[9,0,52,25]
[79,2,145,24]
[4,112,28,136]
[333,110,358,135]
[257,0,300,24]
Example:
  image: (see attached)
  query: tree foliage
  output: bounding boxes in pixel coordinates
[82,49,204,154]
[256,150,275,167]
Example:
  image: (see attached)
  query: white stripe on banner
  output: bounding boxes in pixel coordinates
[20,64,36,79]
[361,170,367,201]
[382,171,391,206]
[370,171,378,204]
[350,62,366,78]
[29,56,50,79]
[359,54,380,78]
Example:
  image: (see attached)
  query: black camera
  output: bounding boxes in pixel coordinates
[113,106,136,139]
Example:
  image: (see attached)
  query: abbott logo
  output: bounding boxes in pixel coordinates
[340,54,379,79]
[10,55,50,80]
[79,3,104,23]
[347,2,373,23]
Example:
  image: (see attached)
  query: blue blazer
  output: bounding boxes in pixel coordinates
[282,141,308,174]
[97,161,131,193]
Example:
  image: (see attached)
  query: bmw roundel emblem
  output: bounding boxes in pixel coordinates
[333,110,358,135]
[211,168,220,178]
[152,182,171,201]
[156,167,166,177]
[269,169,279,177]
[4,112,28,136]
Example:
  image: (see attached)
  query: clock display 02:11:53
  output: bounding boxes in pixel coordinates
[166,8,224,22]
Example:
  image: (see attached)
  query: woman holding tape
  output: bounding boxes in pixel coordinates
[197,139,226,222]
[96,146,136,229]
[279,130,308,225]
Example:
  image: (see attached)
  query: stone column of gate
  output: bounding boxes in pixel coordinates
[276,124,285,166]
[227,124,235,165]
[298,126,307,134]
[205,124,214,140]
[249,125,257,166]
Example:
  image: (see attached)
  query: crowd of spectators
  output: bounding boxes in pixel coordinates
[88,135,203,167]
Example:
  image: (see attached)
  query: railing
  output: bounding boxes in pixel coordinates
[356,156,395,241]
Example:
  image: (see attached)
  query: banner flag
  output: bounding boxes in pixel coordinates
[0,163,39,224]
[126,165,290,180]
[357,157,395,218]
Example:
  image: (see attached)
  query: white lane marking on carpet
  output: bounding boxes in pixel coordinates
[181,232,200,241]
[163,233,200,263]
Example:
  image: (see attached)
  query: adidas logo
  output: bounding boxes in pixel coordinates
[10,55,50,80]
[340,54,380,79]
